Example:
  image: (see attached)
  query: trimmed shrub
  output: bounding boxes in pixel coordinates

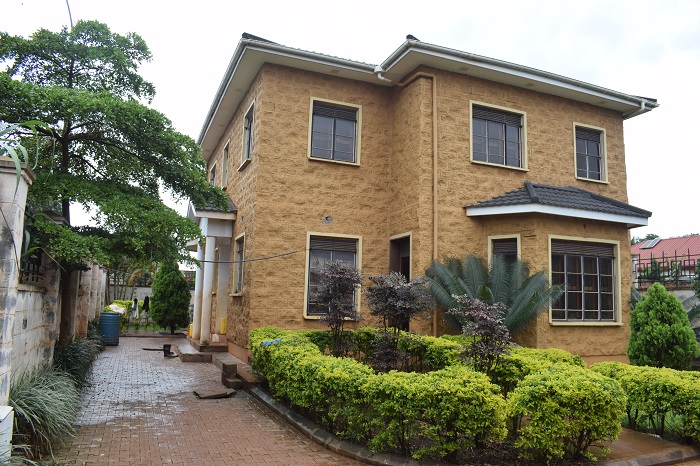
[9,366,80,459]
[508,364,626,462]
[628,282,699,370]
[491,346,585,395]
[591,361,700,442]
[250,327,507,461]
[365,366,507,460]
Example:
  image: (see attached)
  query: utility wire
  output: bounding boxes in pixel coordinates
[197,248,306,264]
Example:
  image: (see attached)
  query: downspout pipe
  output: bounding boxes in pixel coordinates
[375,67,440,337]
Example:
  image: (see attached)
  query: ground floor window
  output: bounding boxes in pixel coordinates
[551,240,615,321]
[306,236,357,316]
[491,237,518,266]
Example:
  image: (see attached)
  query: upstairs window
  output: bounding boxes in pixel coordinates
[575,127,604,181]
[209,164,216,185]
[222,141,229,187]
[242,105,254,164]
[551,241,615,322]
[310,102,357,163]
[472,106,523,168]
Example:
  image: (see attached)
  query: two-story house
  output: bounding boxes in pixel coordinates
[188,34,656,363]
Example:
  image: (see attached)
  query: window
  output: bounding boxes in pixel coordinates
[233,234,244,294]
[551,241,615,322]
[222,141,229,187]
[209,164,216,185]
[310,102,357,163]
[491,237,518,266]
[242,105,254,164]
[575,127,604,181]
[472,105,523,168]
[306,236,358,316]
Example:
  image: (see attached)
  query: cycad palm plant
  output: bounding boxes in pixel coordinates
[426,254,561,334]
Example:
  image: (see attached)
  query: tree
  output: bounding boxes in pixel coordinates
[150,261,190,334]
[317,261,363,356]
[426,254,561,334]
[0,21,225,344]
[0,21,226,267]
[447,297,513,377]
[628,283,699,370]
[365,272,433,333]
[364,272,433,371]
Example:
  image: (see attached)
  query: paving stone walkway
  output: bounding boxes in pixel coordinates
[51,336,361,466]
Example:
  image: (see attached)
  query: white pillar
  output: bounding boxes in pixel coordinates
[200,236,216,342]
[191,240,205,340]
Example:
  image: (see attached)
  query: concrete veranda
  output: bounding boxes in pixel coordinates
[49,335,700,466]
[50,336,361,466]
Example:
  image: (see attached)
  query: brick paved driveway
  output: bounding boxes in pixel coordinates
[51,336,362,466]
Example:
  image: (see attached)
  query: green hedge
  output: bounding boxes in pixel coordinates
[591,361,700,442]
[508,364,626,462]
[491,346,586,395]
[251,327,623,461]
[250,327,506,460]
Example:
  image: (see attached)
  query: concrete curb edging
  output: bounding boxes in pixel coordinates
[250,386,444,466]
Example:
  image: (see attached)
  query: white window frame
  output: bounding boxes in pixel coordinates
[548,235,622,326]
[573,122,608,183]
[470,101,528,171]
[307,97,362,166]
[303,232,362,319]
[240,102,254,170]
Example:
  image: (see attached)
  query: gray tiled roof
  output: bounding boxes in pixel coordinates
[468,181,651,218]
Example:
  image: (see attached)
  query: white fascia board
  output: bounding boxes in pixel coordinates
[466,203,648,228]
[198,40,378,160]
[381,42,657,116]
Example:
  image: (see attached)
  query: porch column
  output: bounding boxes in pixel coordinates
[199,236,216,342]
[191,240,205,340]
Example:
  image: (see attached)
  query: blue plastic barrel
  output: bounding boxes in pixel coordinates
[99,312,121,346]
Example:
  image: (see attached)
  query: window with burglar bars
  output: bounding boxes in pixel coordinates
[472,105,524,168]
[576,127,604,181]
[306,236,357,316]
[551,241,615,322]
[310,102,358,163]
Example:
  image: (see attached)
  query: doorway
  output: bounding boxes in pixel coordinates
[389,235,411,331]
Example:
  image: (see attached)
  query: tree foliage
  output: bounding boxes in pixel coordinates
[426,254,561,334]
[365,272,433,332]
[628,283,699,370]
[0,21,227,268]
[448,296,512,377]
[150,260,190,334]
[317,261,363,356]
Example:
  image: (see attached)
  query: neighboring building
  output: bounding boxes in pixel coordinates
[631,233,700,291]
[188,34,657,363]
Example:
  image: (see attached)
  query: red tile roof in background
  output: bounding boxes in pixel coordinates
[631,234,700,261]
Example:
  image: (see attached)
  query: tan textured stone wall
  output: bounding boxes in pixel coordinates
[206,62,636,359]
[248,64,393,337]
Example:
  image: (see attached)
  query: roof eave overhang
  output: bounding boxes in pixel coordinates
[187,202,237,222]
[466,203,648,229]
[381,41,658,118]
[197,40,380,161]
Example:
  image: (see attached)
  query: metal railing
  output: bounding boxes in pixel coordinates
[632,250,700,289]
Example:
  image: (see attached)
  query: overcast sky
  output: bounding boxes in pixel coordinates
[6,0,699,240]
